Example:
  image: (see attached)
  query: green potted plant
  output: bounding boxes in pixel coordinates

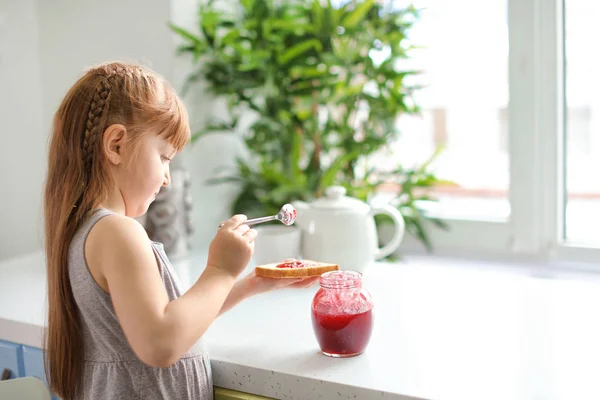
[170,0,450,252]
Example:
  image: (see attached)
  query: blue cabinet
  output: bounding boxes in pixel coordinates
[22,346,48,386]
[0,341,56,399]
[0,340,24,380]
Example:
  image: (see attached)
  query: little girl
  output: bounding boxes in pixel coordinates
[43,61,317,400]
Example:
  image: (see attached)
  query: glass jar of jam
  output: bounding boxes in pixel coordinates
[311,270,374,357]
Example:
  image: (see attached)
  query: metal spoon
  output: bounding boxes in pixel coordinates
[218,204,297,228]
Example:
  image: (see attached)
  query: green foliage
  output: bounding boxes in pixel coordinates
[171,0,450,251]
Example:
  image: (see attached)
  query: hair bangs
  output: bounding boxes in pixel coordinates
[156,88,190,151]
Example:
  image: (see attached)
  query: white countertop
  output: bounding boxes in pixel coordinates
[3,250,600,400]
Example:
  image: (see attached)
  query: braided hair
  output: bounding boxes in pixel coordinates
[82,79,111,173]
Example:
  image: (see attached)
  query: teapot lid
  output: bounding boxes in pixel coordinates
[312,186,369,212]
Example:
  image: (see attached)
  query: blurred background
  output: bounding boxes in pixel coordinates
[0,0,597,263]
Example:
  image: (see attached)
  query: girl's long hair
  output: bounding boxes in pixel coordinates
[43,61,190,399]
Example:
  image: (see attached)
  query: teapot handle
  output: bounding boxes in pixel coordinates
[370,204,406,260]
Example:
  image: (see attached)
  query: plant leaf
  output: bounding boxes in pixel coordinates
[169,23,202,45]
[290,131,302,181]
[190,122,236,143]
[340,0,375,30]
[319,151,361,189]
[277,39,323,65]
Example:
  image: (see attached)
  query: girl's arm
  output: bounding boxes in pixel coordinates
[87,214,254,368]
[218,272,320,316]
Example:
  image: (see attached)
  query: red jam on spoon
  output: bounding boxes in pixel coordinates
[280,204,297,226]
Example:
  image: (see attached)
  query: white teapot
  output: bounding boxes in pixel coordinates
[292,186,405,272]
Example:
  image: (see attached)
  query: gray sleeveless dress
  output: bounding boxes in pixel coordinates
[68,208,213,399]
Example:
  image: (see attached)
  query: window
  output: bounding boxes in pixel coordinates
[564,0,600,248]
[394,0,510,222]
[390,0,600,265]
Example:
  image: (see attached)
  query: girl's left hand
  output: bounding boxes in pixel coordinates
[243,270,321,295]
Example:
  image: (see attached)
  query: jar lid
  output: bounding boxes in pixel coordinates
[311,186,369,213]
[320,270,363,289]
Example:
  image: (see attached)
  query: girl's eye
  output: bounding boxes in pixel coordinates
[162,156,172,162]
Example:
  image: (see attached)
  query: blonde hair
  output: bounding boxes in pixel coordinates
[43,61,190,399]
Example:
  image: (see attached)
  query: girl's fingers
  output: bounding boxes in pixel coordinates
[220,214,247,230]
[243,228,258,242]
[236,224,250,236]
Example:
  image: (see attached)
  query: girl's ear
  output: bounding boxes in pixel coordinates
[103,124,127,165]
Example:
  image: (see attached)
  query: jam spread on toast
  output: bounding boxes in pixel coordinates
[276,259,305,269]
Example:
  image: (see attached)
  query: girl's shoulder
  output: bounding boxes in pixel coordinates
[87,212,149,251]
[84,212,155,291]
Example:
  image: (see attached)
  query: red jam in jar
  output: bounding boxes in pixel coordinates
[311,270,374,357]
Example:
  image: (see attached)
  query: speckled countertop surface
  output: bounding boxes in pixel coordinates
[4,250,600,399]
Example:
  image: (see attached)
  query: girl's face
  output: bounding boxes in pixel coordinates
[116,132,175,217]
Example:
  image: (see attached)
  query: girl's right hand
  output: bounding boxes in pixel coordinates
[207,214,257,278]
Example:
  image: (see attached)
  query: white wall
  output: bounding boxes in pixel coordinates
[0,0,46,260]
[37,0,176,129]
[0,0,241,261]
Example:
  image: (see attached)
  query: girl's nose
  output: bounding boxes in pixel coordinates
[163,168,171,186]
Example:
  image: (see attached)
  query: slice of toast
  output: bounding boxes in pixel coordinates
[254,259,339,278]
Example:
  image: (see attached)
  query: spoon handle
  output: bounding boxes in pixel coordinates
[245,215,278,226]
